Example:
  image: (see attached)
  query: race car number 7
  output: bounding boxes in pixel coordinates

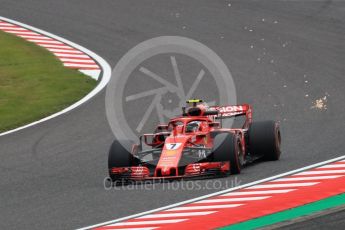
[166,143,182,150]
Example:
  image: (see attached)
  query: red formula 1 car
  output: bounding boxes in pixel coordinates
[108,99,281,182]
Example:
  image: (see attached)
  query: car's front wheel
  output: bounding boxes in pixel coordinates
[213,132,243,174]
[108,140,138,181]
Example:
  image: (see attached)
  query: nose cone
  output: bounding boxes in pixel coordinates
[155,166,177,177]
[155,135,190,177]
[162,167,171,176]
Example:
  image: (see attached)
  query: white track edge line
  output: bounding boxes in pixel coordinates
[0,16,112,137]
[77,155,345,230]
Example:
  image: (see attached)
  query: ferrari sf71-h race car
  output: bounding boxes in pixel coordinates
[108,99,281,182]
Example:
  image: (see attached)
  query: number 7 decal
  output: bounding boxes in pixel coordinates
[166,143,181,150]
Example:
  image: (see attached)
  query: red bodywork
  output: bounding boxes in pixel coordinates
[110,104,252,181]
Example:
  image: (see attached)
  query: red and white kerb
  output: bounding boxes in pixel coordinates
[0,20,101,80]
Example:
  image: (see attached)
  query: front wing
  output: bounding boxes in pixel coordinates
[109,161,230,181]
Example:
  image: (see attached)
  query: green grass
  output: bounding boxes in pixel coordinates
[0,30,97,132]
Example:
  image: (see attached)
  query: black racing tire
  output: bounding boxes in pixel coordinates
[213,132,242,174]
[108,140,139,181]
[248,120,281,161]
[108,140,133,169]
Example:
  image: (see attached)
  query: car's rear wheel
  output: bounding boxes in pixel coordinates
[248,120,281,160]
[213,133,243,174]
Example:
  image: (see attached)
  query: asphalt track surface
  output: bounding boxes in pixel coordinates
[0,1,344,229]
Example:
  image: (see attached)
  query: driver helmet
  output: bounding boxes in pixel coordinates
[186,121,201,133]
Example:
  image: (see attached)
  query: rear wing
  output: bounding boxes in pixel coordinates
[208,104,252,122]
